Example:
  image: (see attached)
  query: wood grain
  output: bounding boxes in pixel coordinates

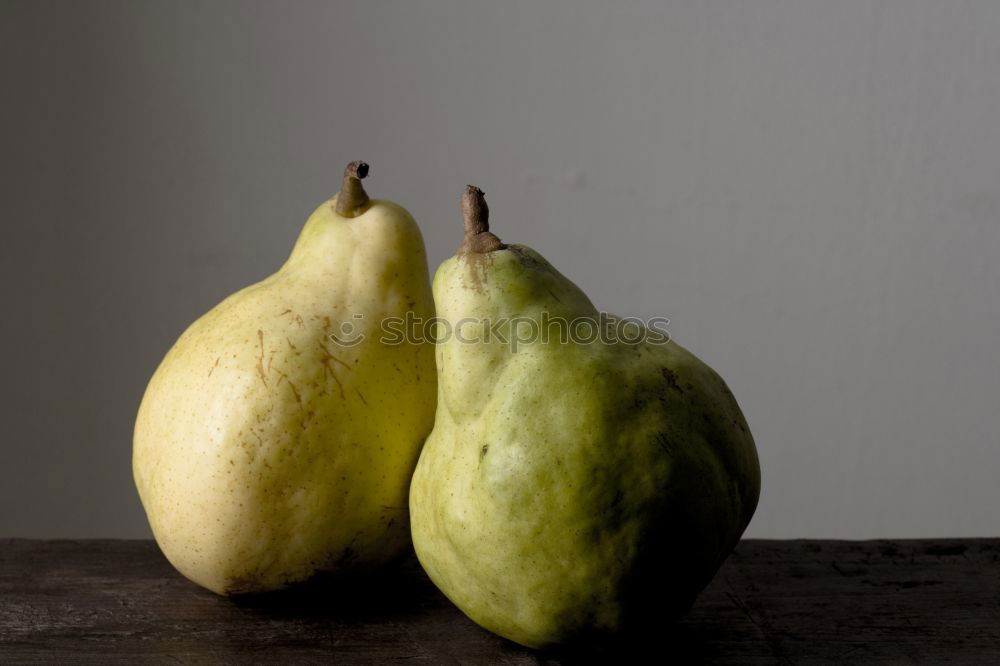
[1,539,997,664]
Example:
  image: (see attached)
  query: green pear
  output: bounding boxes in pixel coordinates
[134,162,436,595]
[409,186,760,649]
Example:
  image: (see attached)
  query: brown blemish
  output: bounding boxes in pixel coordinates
[208,357,220,377]
[277,372,302,404]
[318,341,351,371]
[288,381,301,404]
[317,341,347,399]
[661,367,682,392]
[336,546,358,567]
[256,330,268,387]
[507,245,546,270]
[355,389,368,406]
[655,432,675,456]
[279,308,303,327]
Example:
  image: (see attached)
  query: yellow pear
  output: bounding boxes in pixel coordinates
[134,162,436,595]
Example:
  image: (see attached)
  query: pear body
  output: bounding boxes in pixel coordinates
[410,245,760,649]
[134,195,435,595]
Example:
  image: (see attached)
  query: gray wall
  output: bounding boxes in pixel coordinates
[2,0,998,539]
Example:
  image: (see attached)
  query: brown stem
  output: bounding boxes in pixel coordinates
[335,160,370,216]
[458,185,505,254]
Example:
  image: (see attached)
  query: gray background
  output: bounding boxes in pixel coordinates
[2,0,998,539]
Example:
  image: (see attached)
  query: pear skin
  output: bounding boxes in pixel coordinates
[410,186,760,649]
[134,163,436,595]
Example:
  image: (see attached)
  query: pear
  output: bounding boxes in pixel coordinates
[409,186,760,649]
[134,162,436,595]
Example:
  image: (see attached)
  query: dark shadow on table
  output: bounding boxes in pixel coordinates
[225,556,433,624]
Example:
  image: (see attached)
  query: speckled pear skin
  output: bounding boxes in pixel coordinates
[409,244,760,650]
[133,190,436,596]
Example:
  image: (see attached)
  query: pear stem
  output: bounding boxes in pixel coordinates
[458,185,506,254]
[335,160,371,216]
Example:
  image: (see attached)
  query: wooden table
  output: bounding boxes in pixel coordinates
[1,539,997,664]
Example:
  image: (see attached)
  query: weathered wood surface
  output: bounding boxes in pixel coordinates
[1,539,998,664]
